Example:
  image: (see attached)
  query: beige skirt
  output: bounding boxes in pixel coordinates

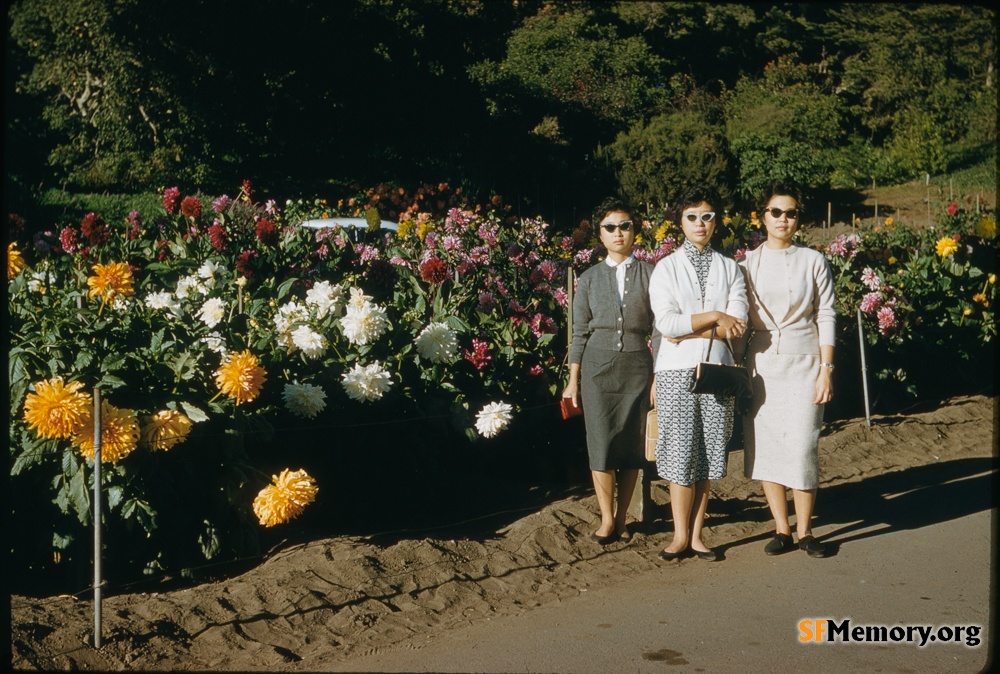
[742,351,823,489]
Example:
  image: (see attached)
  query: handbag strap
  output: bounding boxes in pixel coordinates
[704,326,736,364]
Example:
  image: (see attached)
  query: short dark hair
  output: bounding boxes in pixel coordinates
[591,196,636,238]
[677,184,721,214]
[756,181,806,217]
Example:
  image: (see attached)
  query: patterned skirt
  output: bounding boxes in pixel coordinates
[653,369,734,485]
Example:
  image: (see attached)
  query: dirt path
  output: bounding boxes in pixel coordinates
[9,395,997,671]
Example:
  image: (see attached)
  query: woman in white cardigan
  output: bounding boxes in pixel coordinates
[739,182,836,559]
[649,185,748,561]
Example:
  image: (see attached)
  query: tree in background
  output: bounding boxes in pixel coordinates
[598,101,733,210]
[724,55,845,199]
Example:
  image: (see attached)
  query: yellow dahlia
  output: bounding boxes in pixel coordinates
[975,216,997,239]
[73,400,140,463]
[935,237,959,258]
[8,242,27,279]
[214,350,267,405]
[252,468,319,527]
[140,409,193,451]
[87,262,135,303]
[23,377,92,439]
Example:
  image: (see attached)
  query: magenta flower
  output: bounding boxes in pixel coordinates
[80,212,109,246]
[464,338,492,371]
[212,195,232,213]
[255,219,279,247]
[860,292,882,314]
[420,257,449,284]
[530,313,557,338]
[59,227,79,254]
[208,222,229,251]
[860,267,881,290]
[876,306,897,335]
[180,196,202,220]
[162,187,181,215]
[946,201,959,216]
[477,291,497,312]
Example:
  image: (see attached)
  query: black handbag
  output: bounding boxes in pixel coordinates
[689,327,752,404]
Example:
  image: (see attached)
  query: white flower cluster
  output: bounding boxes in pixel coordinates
[197,297,227,328]
[340,287,390,345]
[341,361,394,402]
[475,401,514,438]
[414,322,459,363]
[305,280,344,319]
[282,381,327,418]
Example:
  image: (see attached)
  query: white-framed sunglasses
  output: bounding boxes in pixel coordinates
[683,212,716,223]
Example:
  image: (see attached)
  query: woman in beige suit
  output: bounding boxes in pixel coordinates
[739,182,836,558]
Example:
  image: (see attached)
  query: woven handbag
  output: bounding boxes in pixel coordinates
[645,408,658,461]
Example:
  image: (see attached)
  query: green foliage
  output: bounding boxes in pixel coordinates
[724,56,845,198]
[469,5,667,125]
[597,109,732,208]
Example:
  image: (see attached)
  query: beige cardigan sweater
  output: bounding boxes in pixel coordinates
[739,244,836,355]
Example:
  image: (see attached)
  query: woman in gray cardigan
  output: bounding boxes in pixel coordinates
[562,197,657,545]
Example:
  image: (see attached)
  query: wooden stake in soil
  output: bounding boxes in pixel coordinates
[92,387,103,648]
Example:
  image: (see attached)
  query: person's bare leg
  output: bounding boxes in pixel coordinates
[689,480,711,552]
[664,482,694,554]
[792,488,817,538]
[761,480,791,535]
[614,469,639,539]
[591,470,616,537]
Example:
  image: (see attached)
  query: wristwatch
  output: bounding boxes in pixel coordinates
[820,362,835,370]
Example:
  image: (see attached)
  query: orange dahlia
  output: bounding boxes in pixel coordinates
[140,409,193,451]
[87,262,135,303]
[23,377,92,439]
[73,400,140,463]
[8,242,27,279]
[252,468,319,527]
[214,350,267,405]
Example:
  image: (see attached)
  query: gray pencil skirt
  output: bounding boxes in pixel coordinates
[580,347,653,471]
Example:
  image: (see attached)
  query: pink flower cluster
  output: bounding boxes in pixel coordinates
[826,233,861,259]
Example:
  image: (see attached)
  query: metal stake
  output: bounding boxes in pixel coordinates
[857,310,872,428]
[92,387,103,648]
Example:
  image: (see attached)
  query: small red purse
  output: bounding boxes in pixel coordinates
[560,397,583,420]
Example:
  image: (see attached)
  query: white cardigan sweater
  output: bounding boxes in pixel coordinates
[649,247,748,371]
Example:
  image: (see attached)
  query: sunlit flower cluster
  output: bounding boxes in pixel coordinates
[252,468,318,527]
[340,288,390,345]
[935,236,959,258]
[475,401,513,438]
[74,400,141,463]
[341,361,394,401]
[214,350,267,405]
[87,262,135,305]
[7,242,26,279]
[282,381,327,418]
[23,377,92,439]
[141,409,193,451]
[415,322,459,362]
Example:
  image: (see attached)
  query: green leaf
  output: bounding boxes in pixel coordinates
[177,400,209,422]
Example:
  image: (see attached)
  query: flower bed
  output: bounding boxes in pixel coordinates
[7,184,995,588]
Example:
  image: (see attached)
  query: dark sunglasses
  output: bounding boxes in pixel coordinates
[683,212,716,223]
[601,220,633,233]
[765,207,799,219]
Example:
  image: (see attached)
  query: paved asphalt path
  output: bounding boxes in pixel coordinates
[326,472,995,673]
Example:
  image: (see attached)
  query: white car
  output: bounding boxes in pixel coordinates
[299,217,398,232]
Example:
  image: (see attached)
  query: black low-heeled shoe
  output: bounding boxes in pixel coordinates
[693,548,718,561]
[591,531,619,546]
[798,535,828,558]
[764,533,795,556]
[657,548,686,561]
